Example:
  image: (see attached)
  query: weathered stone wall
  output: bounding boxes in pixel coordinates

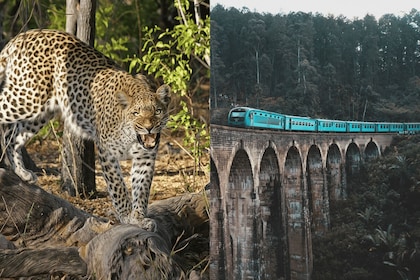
[210,125,394,280]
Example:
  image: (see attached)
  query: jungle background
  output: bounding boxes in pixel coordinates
[211,6,420,280]
[0,0,210,203]
[0,0,210,277]
[211,6,420,123]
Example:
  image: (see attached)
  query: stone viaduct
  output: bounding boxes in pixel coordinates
[209,124,396,280]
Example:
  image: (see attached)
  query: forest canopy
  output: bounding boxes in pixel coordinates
[211,6,420,123]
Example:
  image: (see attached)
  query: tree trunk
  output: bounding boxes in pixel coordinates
[61,0,96,196]
[0,168,208,279]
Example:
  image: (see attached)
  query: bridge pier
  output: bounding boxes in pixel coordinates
[210,125,394,279]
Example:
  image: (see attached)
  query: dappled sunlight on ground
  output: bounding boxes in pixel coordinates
[26,134,209,222]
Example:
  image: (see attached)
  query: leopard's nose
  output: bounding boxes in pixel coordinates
[142,118,153,129]
[143,125,154,133]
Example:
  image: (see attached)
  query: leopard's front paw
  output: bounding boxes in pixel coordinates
[138,217,157,232]
[129,211,157,231]
[16,168,37,184]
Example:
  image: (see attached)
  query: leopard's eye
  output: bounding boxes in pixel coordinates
[132,112,140,117]
[155,108,162,115]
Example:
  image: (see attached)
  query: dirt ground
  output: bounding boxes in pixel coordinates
[26,128,210,221]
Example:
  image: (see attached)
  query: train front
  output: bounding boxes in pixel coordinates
[227,107,251,127]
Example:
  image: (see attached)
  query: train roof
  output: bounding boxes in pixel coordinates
[284,114,313,120]
[229,107,282,115]
[345,120,376,124]
[315,118,346,122]
[229,107,420,125]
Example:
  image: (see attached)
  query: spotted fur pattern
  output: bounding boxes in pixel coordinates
[0,29,171,224]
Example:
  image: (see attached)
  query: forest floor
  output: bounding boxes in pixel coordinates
[26,129,210,223]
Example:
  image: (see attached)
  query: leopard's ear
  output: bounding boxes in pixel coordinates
[116,92,132,109]
[156,84,171,105]
[134,74,150,85]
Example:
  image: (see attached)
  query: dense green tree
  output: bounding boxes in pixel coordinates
[211,7,420,123]
[312,135,420,279]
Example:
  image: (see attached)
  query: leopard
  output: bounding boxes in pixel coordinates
[0,29,171,227]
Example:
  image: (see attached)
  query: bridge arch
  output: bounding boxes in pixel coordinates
[209,158,226,279]
[346,142,361,176]
[365,140,380,161]
[259,145,280,186]
[210,125,397,280]
[228,149,258,279]
[284,146,309,277]
[259,146,286,278]
[307,145,328,234]
[326,144,343,200]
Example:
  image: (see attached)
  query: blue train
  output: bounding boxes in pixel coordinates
[228,107,420,134]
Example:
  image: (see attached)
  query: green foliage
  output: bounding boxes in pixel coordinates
[46,3,66,30]
[94,6,129,63]
[312,135,420,280]
[129,0,210,164]
[169,100,209,166]
[211,6,420,122]
[46,3,131,64]
[4,0,209,161]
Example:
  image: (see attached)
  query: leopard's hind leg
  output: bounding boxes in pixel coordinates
[1,116,52,183]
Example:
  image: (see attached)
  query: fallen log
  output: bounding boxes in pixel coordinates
[0,247,85,277]
[0,168,209,279]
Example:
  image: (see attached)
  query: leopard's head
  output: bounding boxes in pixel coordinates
[117,76,171,150]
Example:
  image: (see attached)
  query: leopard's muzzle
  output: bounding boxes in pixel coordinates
[137,133,160,150]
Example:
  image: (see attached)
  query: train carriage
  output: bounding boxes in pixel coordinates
[405,123,420,134]
[228,107,285,130]
[227,107,419,135]
[376,123,392,133]
[361,122,376,133]
[249,110,285,130]
[285,115,317,132]
[228,107,249,127]
[388,123,405,133]
[316,119,347,132]
[347,121,364,132]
